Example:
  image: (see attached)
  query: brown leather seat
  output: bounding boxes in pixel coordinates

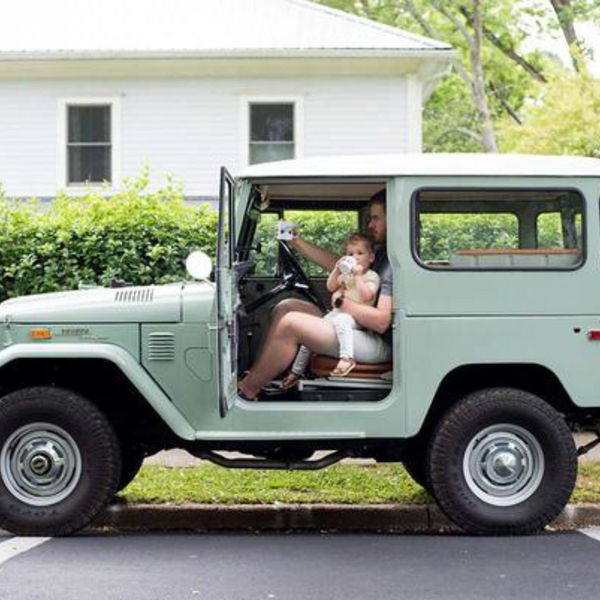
[309,354,392,380]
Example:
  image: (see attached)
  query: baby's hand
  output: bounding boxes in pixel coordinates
[352,264,365,276]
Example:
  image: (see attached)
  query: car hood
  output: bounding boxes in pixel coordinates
[0,284,185,324]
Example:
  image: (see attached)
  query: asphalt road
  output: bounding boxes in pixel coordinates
[1,530,600,600]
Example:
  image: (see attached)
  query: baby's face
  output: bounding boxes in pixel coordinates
[347,241,374,270]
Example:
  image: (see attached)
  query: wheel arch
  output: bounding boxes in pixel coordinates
[0,344,195,442]
[412,363,580,446]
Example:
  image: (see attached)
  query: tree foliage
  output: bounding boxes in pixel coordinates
[501,68,600,156]
[317,0,600,155]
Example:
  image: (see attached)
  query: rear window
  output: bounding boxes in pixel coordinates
[414,189,584,270]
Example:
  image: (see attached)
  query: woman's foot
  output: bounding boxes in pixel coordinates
[280,372,301,390]
[238,380,259,402]
[330,358,356,378]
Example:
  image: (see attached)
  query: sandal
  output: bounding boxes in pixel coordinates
[280,372,301,390]
[330,358,356,378]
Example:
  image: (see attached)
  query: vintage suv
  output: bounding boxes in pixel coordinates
[0,153,599,537]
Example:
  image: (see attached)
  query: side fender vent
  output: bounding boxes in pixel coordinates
[148,333,176,361]
[115,288,155,303]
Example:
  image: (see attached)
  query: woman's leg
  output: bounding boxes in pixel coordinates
[239,311,338,398]
[255,298,323,360]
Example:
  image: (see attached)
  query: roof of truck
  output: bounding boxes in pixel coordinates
[238,154,600,179]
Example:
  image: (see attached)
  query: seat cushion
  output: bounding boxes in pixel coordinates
[309,354,393,379]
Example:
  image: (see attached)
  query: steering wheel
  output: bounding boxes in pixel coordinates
[244,240,328,313]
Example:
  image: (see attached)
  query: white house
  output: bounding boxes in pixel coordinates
[0,0,452,201]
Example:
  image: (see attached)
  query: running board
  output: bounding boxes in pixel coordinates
[298,377,392,391]
[196,449,353,471]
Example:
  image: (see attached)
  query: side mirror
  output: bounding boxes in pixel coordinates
[186,251,213,281]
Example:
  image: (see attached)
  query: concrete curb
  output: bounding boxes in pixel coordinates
[93,503,600,533]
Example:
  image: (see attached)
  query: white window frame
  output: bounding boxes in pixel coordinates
[240,95,305,167]
[57,96,121,190]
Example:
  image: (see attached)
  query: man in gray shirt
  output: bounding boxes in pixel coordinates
[239,191,392,400]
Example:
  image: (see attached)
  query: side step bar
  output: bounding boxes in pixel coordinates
[196,449,352,471]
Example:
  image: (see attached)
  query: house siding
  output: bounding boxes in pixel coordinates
[0,76,409,200]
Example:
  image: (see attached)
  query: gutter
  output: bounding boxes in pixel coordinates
[0,48,454,62]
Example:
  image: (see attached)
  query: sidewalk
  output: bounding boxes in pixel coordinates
[91,434,600,533]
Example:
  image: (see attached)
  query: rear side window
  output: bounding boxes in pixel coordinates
[414,189,584,269]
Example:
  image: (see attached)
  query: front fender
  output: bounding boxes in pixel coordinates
[0,343,196,440]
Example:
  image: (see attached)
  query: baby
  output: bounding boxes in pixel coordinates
[282,232,380,387]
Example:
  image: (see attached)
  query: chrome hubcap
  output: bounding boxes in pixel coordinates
[1,423,82,506]
[463,424,544,506]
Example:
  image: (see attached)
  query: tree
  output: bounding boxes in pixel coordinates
[547,0,600,70]
[318,0,600,154]
[318,0,549,152]
[500,68,600,157]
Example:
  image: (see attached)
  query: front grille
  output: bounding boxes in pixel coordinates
[148,332,176,361]
[115,288,154,303]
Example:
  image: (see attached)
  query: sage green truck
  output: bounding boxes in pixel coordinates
[1,154,599,536]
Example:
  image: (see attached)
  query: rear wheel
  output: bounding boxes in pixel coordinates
[117,444,146,492]
[0,387,121,536]
[402,442,431,492]
[428,387,577,535]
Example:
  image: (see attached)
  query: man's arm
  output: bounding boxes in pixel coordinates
[289,237,340,272]
[338,294,392,335]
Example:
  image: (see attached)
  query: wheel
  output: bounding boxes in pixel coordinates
[117,444,146,492]
[402,448,431,492]
[428,387,577,535]
[0,386,121,536]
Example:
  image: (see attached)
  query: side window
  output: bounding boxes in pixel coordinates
[415,189,584,269]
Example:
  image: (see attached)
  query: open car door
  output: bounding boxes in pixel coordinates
[216,167,238,417]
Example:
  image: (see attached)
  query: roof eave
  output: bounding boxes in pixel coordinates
[0,48,454,62]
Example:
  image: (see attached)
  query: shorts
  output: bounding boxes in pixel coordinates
[323,328,392,363]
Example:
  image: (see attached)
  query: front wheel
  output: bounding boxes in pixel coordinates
[428,388,577,535]
[0,387,121,536]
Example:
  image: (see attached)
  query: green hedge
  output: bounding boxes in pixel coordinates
[0,173,217,301]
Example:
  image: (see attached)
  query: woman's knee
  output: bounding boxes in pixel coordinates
[278,311,305,334]
[271,299,321,321]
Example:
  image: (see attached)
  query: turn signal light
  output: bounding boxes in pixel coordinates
[29,328,52,340]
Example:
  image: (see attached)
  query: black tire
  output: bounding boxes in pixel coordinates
[0,386,121,536]
[402,442,431,492]
[428,387,577,536]
[117,444,146,492]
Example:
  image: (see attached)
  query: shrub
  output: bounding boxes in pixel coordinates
[0,172,218,301]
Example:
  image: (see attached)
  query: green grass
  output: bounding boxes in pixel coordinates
[118,462,600,505]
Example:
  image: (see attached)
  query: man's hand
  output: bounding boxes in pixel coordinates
[337,295,392,335]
